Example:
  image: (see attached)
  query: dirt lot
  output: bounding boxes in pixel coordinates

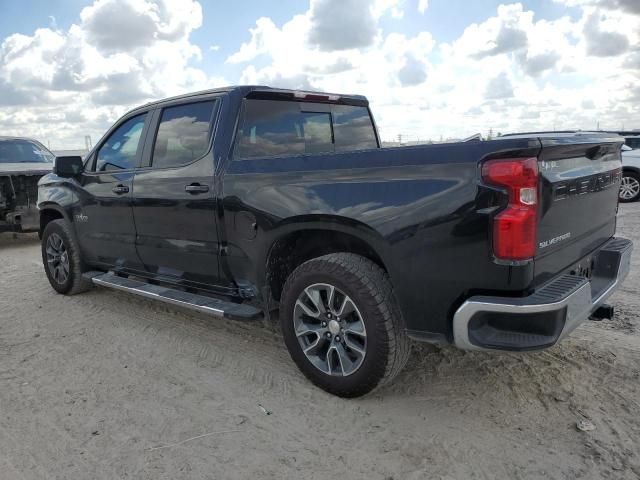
[1,205,639,480]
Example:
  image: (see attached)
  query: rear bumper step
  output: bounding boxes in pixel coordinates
[453,237,633,351]
[84,272,263,321]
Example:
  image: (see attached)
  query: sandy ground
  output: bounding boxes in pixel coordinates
[0,205,639,480]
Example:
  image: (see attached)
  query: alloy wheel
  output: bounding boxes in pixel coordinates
[293,283,367,376]
[620,175,640,201]
[46,233,70,284]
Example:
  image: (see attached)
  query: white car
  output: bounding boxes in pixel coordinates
[621,145,640,202]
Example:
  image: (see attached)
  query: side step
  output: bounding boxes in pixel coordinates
[83,272,263,321]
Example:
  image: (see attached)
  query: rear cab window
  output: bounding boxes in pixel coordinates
[234,98,378,160]
[332,105,378,152]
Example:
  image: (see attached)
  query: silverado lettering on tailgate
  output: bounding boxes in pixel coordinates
[553,169,621,201]
[539,232,572,249]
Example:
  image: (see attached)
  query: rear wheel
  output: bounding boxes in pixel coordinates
[42,219,92,295]
[280,253,410,397]
[619,171,640,203]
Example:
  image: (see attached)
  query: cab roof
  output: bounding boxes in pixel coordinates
[130,85,369,114]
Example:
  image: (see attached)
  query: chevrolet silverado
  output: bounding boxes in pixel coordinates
[37,86,633,397]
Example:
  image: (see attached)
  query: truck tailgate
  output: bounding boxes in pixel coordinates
[534,135,623,286]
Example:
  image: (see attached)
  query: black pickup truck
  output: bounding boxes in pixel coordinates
[38,86,633,397]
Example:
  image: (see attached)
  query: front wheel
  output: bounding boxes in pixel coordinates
[619,171,640,203]
[280,253,410,397]
[41,219,92,295]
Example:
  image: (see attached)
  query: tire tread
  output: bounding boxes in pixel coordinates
[281,253,410,397]
[42,219,92,295]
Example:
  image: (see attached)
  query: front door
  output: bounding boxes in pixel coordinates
[74,112,149,270]
[131,98,222,288]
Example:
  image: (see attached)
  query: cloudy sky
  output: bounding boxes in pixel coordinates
[0,0,638,148]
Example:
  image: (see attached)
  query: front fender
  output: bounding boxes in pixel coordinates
[38,174,77,233]
[37,174,77,211]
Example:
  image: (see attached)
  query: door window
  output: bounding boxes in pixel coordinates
[235,100,304,159]
[235,100,336,159]
[151,101,216,168]
[95,114,147,172]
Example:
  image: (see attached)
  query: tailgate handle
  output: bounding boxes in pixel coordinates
[185,183,209,194]
[112,184,129,194]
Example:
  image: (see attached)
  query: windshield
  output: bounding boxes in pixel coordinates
[0,139,55,163]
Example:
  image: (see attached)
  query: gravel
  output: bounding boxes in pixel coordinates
[1,203,639,479]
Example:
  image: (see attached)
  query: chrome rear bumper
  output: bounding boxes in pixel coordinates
[453,237,633,351]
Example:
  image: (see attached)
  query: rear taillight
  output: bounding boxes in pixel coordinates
[481,157,539,261]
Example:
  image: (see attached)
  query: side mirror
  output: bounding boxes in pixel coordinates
[53,156,84,177]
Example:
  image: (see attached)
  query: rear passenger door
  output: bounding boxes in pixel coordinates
[131,98,222,288]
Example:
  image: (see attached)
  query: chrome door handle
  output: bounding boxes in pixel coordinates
[185,183,209,194]
[112,184,129,194]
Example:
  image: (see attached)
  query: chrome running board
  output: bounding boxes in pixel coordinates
[84,271,263,321]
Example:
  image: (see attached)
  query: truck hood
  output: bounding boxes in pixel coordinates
[0,162,52,175]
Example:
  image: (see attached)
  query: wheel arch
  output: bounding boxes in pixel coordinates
[622,166,640,175]
[39,204,72,238]
[264,218,390,302]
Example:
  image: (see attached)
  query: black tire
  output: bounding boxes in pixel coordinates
[280,253,410,397]
[619,171,640,203]
[41,219,92,295]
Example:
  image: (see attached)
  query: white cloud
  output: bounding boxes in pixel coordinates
[456,4,532,59]
[80,0,163,52]
[397,54,428,86]
[225,0,434,106]
[554,0,640,15]
[390,7,404,19]
[1,0,639,148]
[518,51,561,76]
[226,17,291,64]
[0,0,225,148]
[485,72,514,99]
[371,0,405,19]
[583,11,629,57]
[308,0,379,51]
